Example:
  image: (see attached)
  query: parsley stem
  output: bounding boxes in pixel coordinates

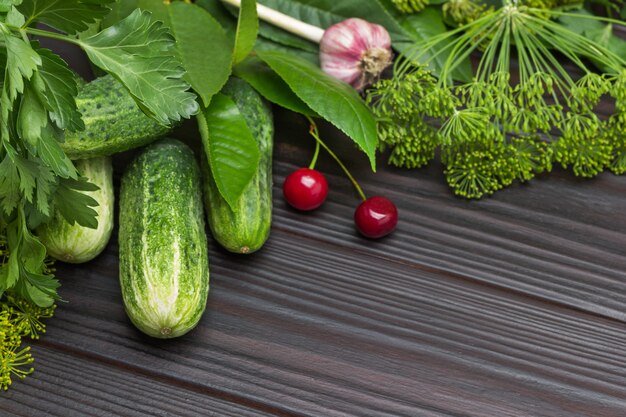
[20,26,78,45]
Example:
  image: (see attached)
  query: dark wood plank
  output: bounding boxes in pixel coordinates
[1,346,278,417]
[26,218,626,417]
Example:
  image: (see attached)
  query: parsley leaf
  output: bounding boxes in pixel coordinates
[18,0,114,34]
[2,33,40,102]
[0,155,21,215]
[36,47,83,132]
[79,9,199,126]
[53,177,99,228]
[0,1,22,14]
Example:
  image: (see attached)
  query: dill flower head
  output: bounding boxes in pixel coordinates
[443,0,490,27]
[391,0,429,14]
[0,231,56,389]
[0,310,34,391]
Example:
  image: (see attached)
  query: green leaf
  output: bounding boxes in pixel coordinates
[5,4,25,25]
[256,20,319,52]
[17,269,60,307]
[254,36,319,65]
[53,177,99,228]
[234,56,315,116]
[18,0,114,33]
[12,153,39,204]
[3,221,22,290]
[34,165,55,217]
[559,10,626,73]
[101,0,172,28]
[0,155,21,215]
[78,9,198,126]
[197,93,260,210]
[36,47,83,132]
[167,2,233,107]
[398,7,472,82]
[2,33,41,101]
[17,82,47,147]
[0,1,22,13]
[36,124,77,179]
[257,50,378,170]
[195,0,238,33]
[19,222,46,273]
[233,0,258,64]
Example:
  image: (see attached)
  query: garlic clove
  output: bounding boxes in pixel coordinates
[320,18,393,91]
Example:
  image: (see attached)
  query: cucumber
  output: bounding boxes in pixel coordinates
[202,78,274,254]
[62,75,171,160]
[119,139,209,338]
[37,157,114,264]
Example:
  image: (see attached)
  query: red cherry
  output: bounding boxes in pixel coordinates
[354,196,398,238]
[283,168,329,211]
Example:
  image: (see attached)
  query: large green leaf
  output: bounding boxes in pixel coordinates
[168,2,232,107]
[256,20,319,52]
[257,50,378,170]
[101,0,169,28]
[559,10,626,73]
[18,0,114,33]
[195,0,238,34]
[234,56,315,115]
[233,0,258,64]
[78,9,198,126]
[398,7,472,82]
[254,36,319,65]
[197,93,260,210]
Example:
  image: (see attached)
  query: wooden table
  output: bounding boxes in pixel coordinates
[2,46,626,417]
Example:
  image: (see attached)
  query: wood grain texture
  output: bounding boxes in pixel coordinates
[1,346,277,417]
[8,150,623,416]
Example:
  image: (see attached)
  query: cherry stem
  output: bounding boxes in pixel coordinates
[309,140,321,170]
[306,116,367,202]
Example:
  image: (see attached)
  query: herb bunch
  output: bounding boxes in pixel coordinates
[1,231,55,390]
[369,1,626,198]
[0,1,196,307]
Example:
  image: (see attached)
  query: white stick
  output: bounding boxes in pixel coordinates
[222,0,325,44]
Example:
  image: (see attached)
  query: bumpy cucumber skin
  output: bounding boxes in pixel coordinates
[119,139,209,339]
[37,157,114,264]
[202,78,274,254]
[62,75,170,160]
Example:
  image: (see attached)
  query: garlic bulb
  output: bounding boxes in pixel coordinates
[320,18,393,91]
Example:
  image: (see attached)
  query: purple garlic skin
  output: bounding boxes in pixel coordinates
[320,18,393,91]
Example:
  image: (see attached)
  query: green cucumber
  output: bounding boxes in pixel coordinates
[202,78,274,254]
[119,139,209,338]
[37,157,114,263]
[62,75,171,160]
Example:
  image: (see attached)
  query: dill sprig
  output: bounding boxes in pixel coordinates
[369,1,626,198]
[0,232,55,390]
